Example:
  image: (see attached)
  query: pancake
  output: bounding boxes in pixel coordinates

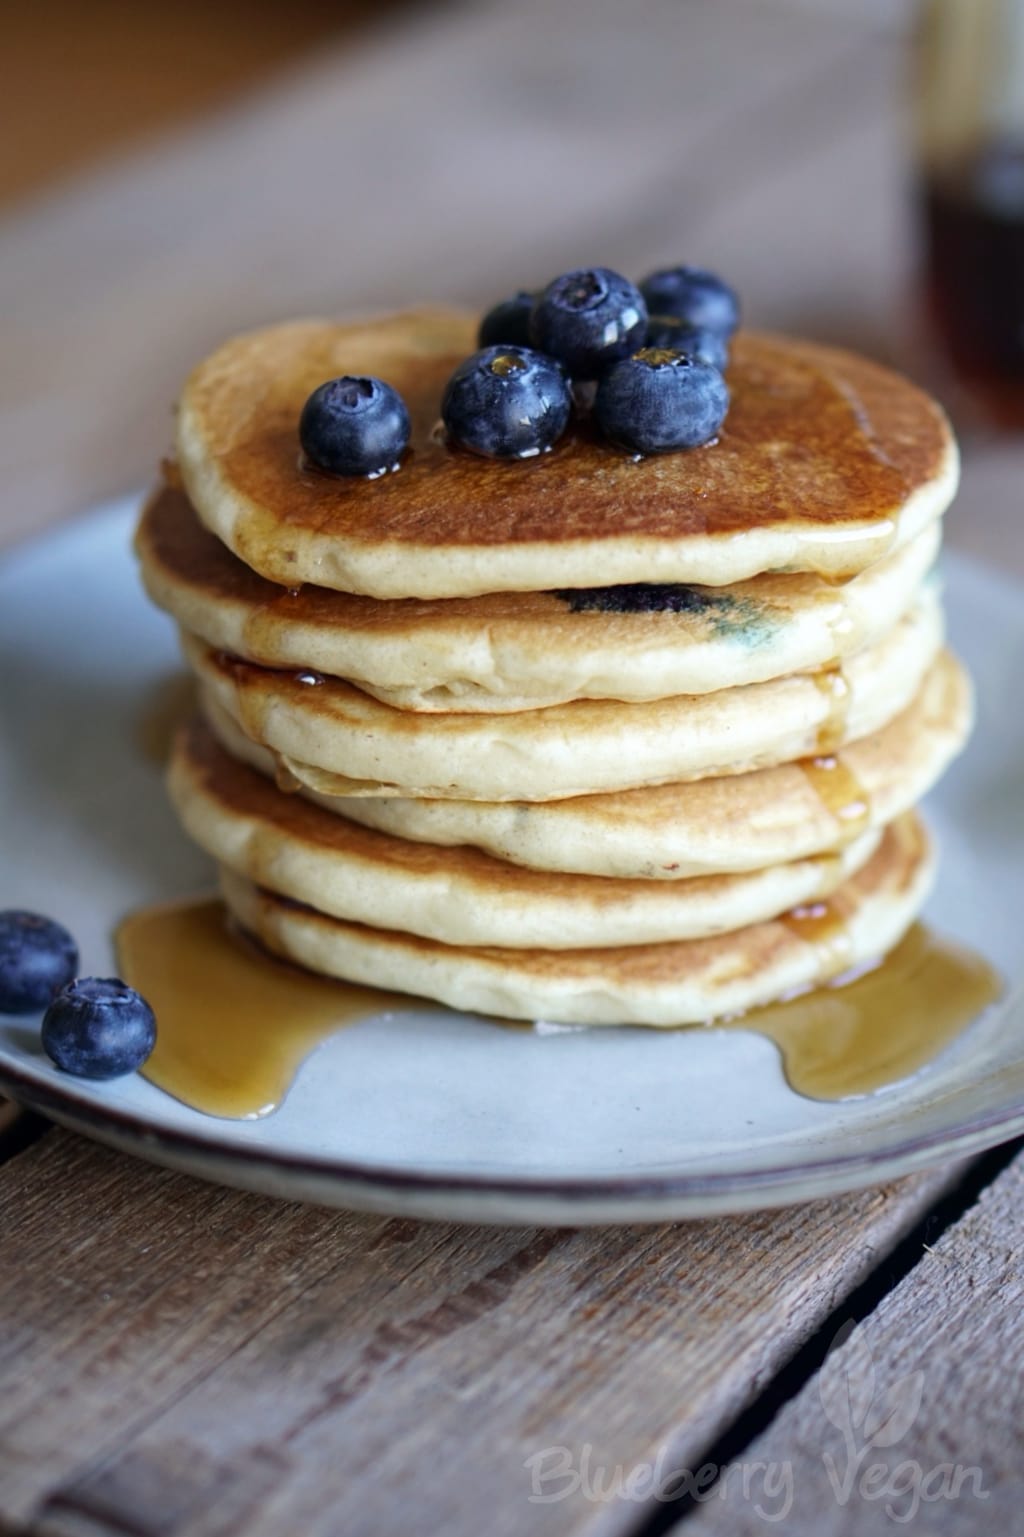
[205,650,972,878]
[137,482,942,711]
[183,588,944,801]
[170,717,879,949]
[219,813,934,1024]
[176,309,957,599]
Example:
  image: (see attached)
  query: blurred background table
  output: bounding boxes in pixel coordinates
[2,3,1023,1534]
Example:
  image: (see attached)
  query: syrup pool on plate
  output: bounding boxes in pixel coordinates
[116,897,1001,1120]
[117,897,425,1119]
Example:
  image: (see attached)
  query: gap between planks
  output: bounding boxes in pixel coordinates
[666,1141,1024,1534]
[0,1101,46,1166]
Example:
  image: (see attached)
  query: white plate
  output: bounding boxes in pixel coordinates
[1,500,1023,1225]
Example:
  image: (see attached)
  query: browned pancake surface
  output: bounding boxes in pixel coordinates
[181,312,952,561]
[137,479,913,635]
[228,813,929,989]
[174,716,867,907]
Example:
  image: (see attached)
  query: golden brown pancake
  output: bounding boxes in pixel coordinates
[219,813,934,1024]
[176,309,957,598]
[182,591,944,801]
[202,650,972,878]
[170,717,879,949]
[137,481,942,711]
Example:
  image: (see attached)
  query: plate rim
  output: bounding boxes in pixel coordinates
[3,1049,1024,1219]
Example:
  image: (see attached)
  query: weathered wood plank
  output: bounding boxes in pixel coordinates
[0,1130,970,1537]
[0,0,887,548]
[675,1150,1024,1533]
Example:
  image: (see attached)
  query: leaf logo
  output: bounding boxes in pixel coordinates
[818,1318,873,1436]
[861,1371,924,1449]
[817,1319,924,1505]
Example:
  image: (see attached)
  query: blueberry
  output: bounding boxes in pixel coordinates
[557,583,715,614]
[594,348,729,454]
[0,910,78,1014]
[644,314,729,371]
[638,266,740,338]
[299,376,410,477]
[441,346,572,459]
[42,978,156,1080]
[477,291,536,348]
[529,267,647,378]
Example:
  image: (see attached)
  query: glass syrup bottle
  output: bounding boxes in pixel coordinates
[916,0,1024,424]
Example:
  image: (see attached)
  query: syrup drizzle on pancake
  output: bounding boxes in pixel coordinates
[117,896,1000,1118]
[780,897,855,979]
[810,662,852,754]
[274,761,304,794]
[797,753,871,847]
[242,585,309,666]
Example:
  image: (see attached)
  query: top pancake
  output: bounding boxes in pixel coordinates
[176,309,958,599]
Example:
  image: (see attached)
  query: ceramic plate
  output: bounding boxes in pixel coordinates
[2,500,1023,1224]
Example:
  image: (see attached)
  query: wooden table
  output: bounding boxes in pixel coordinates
[2,4,1023,1532]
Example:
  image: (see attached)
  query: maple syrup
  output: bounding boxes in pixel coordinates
[115,896,1001,1119]
[810,663,851,755]
[729,921,1000,1100]
[780,897,855,981]
[274,761,303,794]
[116,897,423,1118]
[797,753,871,848]
[241,587,311,666]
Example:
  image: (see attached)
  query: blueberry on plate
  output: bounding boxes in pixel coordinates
[594,348,729,454]
[644,314,729,371]
[0,910,78,1014]
[299,376,411,477]
[441,345,572,458]
[638,266,740,338]
[477,291,536,348]
[42,977,156,1079]
[529,267,647,378]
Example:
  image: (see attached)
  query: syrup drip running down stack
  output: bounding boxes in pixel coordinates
[131,306,983,1109]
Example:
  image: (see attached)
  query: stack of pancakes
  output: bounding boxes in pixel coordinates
[136,309,970,1025]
